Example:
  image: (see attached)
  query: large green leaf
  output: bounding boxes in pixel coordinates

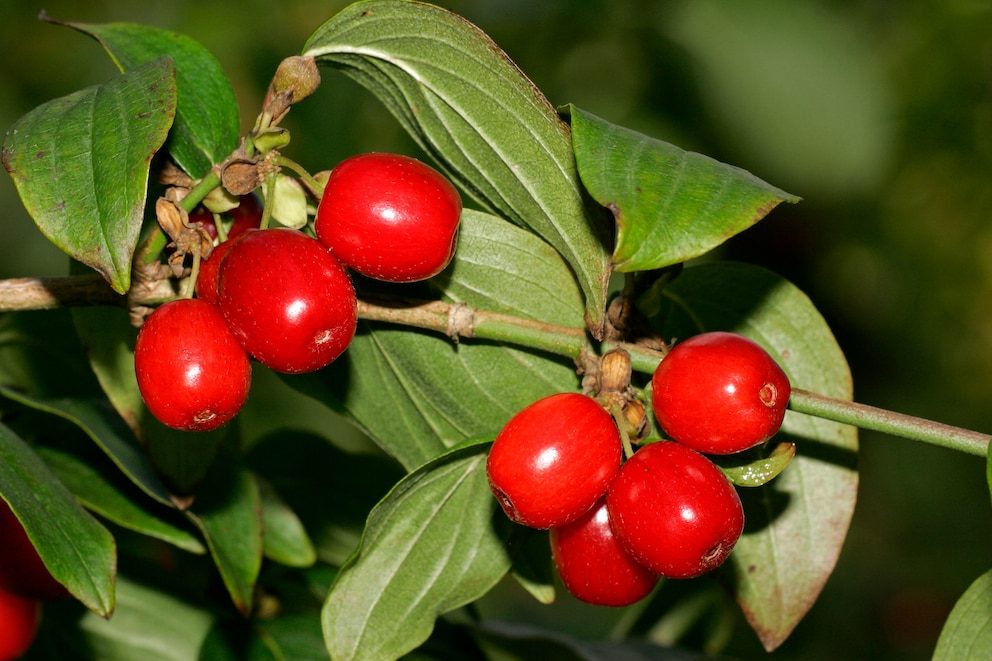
[322,440,511,661]
[77,576,215,661]
[256,475,317,568]
[0,310,103,400]
[642,262,857,651]
[2,57,176,293]
[37,446,205,555]
[245,430,403,567]
[0,423,116,616]
[0,385,173,507]
[933,568,992,660]
[302,0,613,336]
[52,18,240,178]
[185,453,263,616]
[569,105,798,272]
[284,210,584,470]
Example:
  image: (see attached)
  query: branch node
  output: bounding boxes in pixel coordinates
[447,302,475,343]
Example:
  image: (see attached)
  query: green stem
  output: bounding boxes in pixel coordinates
[181,171,222,213]
[789,388,990,457]
[272,155,323,199]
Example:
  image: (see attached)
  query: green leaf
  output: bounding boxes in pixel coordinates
[718,441,797,488]
[257,475,317,568]
[933,568,992,660]
[0,385,173,507]
[71,289,146,434]
[322,441,511,661]
[185,453,263,616]
[568,105,798,273]
[284,210,583,470]
[0,310,103,399]
[2,57,177,293]
[642,261,857,651]
[78,576,215,661]
[303,1,612,336]
[473,620,713,660]
[52,18,240,178]
[36,446,205,555]
[0,422,116,616]
[245,430,404,567]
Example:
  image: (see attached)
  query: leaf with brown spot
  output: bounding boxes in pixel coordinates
[3,57,176,293]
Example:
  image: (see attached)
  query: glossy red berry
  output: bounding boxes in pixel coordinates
[227,192,263,239]
[0,585,39,661]
[187,206,218,241]
[195,230,253,305]
[0,499,67,601]
[135,298,252,432]
[651,331,791,455]
[606,441,744,579]
[314,152,462,282]
[217,228,357,374]
[487,393,622,529]
[550,499,659,607]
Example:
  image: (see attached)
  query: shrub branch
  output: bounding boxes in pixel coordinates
[0,273,987,456]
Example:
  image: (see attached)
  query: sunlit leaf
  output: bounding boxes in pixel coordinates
[0,423,116,616]
[303,0,612,336]
[933,568,992,660]
[568,105,798,272]
[322,440,510,661]
[284,210,584,470]
[51,17,240,178]
[642,261,857,651]
[37,446,205,554]
[2,57,176,293]
[185,453,263,616]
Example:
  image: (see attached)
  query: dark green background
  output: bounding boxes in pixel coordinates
[2,1,991,659]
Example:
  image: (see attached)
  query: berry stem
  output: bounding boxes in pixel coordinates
[607,401,636,460]
[272,155,323,199]
[788,387,990,457]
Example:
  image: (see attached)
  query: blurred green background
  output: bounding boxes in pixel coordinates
[2,0,992,659]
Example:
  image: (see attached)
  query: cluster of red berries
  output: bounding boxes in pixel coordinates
[0,500,70,660]
[136,153,462,432]
[486,331,791,607]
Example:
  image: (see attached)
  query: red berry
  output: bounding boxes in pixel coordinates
[314,152,462,282]
[135,298,252,432]
[0,499,67,601]
[227,192,263,239]
[550,499,659,607]
[217,228,357,374]
[487,393,622,529]
[0,585,39,661]
[195,230,253,305]
[606,441,744,579]
[651,331,791,455]
[187,206,218,241]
